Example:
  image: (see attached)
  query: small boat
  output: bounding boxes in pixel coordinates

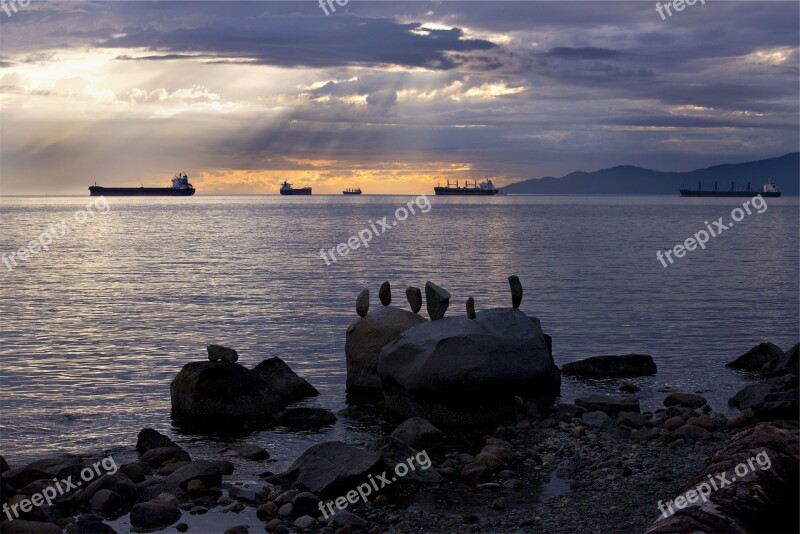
[280,180,312,195]
[88,173,195,196]
[434,179,499,196]
[679,180,781,197]
[343,187,362,195]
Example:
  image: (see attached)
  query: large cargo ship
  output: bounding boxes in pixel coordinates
[434,179,499,196]
[280,180,312,195]
[679,180,781,198]
[89,173,195,196]
[343,187,362,195]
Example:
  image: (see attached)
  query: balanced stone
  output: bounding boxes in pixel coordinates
[425,281,450,320]
[466,297,476,319]
[508,275,523,309]
[356,289,369,318]
[207,344,238,363]
[406,287,422,313]
[379,281,391,306]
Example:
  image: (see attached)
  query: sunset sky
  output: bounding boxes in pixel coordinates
[0,0,797,195]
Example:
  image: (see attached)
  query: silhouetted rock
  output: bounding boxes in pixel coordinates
[390,417,443,452]
[424,281,450,320]
[275,407,337,428]
[0,520,61,533]
[508,275,523,309]
[379,281,391,306]
[165,460,234,490]
[406,287,422,313]
[251,357,319,403]
[575,395,640,415]
[207,344,238,363]
[561,354,657,378]
[726,342,784,371]
[663,393,707,408]
[136,428,179,455]
[466,297,476,319]
[274,442,381,496]
[130,502,182,530]
[728,375,798,420]
[356,289,369,317]
[763,343,799,377]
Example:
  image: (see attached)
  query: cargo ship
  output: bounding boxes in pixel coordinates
[679,180,781,198]
[434,179,499,196]
[343,187,362,195]
[89,173,195,196]
[280,180,312,195]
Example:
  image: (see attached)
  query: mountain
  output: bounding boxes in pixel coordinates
[502,153,799,195]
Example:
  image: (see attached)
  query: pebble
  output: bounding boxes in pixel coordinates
[379,281,391,306]
[406,286,422,313]
[356,289,369,318]
[508,275,523,308]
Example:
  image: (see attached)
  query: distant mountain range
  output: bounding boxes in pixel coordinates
[502,152,799,195]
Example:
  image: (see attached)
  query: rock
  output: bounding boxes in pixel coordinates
[424,281,450,320]
[207,344,239,363]
[630,428,662,441]
[90,489,122,515]
[136,428,180,455]
[221,444,270,461]
[356,289,369,317]
[72,514,119,533]
[277,503,293,517]
[616,411,647,429]
[157,461,191,476]
[574,395,640,416]
[176,524,188,533]
[3,454,88,488]
[157,492,180,506]
[561,354,657,378]
[293,515,316,529]
[265,518,283,532]
[674,424,712,443]
[379,282,391,306]
[725,342,784,371]
[508,275,523,309]
[461,462,491,483]
[345,305,426,394]
[686,414,715,430]
[727,408,756,429]
[663,392,707,408]
[170,361,285,419]
[165,460,234,490]
[328,510,368,528]
[405,287,422,313]
[275,407,337,428]
[257,502,278,520]
[390,417,443,452]
[645,424,798,533]
[223,526,249,534]
[0,520,62,533]
[251,357,319,403]
[274,442,381,496]
[77,473,137,506]
[0,456,8,473]
[619,382,641,393]
[120,462,149,483]
[378,308,560,425]
[369,437,442,484]
[466,297,476,319]
[291,492,321,517]
[130,502,182,530]
[186,479,207,499]
[581,411,612,430]
[763,343,799,377]
[141,447,192,468]
[728,378,798,420]
[663,416,685,431]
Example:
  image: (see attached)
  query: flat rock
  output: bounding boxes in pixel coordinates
[130,502,182,530]
[574,395,640,415]
[165,460,234,490]
[663,392,707,408]
[561,354,657,378]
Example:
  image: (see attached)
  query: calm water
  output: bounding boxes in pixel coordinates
[1,195,798,476]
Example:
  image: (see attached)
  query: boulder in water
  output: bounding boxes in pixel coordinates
[561,354,657,378]
[251,357,318,403]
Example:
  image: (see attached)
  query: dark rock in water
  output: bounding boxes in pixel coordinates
[390,417,444,452]
[619,382,641,393]
[0,455,8,473]
[165,460,234,490]
[574,395,640,415]
[140,447,191,469]
[136,428,179,455]
[130,502,182,530]
[171,361,284,419]
[424,281,450,320]
[508,275,523,309]
[290,492,321,517]
[763,343,799,377]
[466,297,476,319]
[90,489,122,515]
[275,407,337,428]
[369,437,442,484]
[406,287,422,313]
[0,520,62,533]
[561,354,657,378]
[379,281,391,306]
[76,473,137,507]
[207,344,238,363]
[663,392,707,408]
[378,308,560,425]
[356,289,369,318]
[645,424,799,534]
[345,306,426,394]
[120,462,150,483]
[273,441,381,497]
[221,444,270,461]
[725,342,784,371]
[728,376,798,420]
[73,514,118,533]
[251,357,319,403]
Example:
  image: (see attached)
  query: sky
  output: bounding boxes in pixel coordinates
[0,0,797,195]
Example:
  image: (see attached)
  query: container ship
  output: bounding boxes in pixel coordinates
[89,173,195,196]
[434,179,499,196]
[343,187,362,195]
[280,180,312,195]
[679,180,781,198]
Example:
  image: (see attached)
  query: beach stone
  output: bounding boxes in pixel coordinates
[379,282,391,306]
[294,516,316,529]
[274,490,298,504]
[251,357,319,403]
[663,392,707,408]
[619,382,640,393]
[581,411,612,430]
[224,526,249,534]
[90,489,122,515]
[508,275,523,308]
[345,305,426,394]
[277,503,293,517]
[221,444,270,461]
[763,343,799,377]
[686,414,715,430]
[630,428,662,441]
[72,514,118,533]
[356,289,369,317]
[725,342,784,371]
[136,428,179,455]
[616,411,647,429]
[727,408,756,429]
[130,502,181,530]
[207,344,238,363]
[461,462,491,483]
[157,492,179,506]
[140,447,191,469]
[275,407,337,428]
[424,281,450,320]
[0,521,62,534]
[406,287,422,313]
[390,417,443,451]
[186,479,206,499]
[176,524,188,533]
[728,377,798,420]
[368,437,442,484]
[291,492,321,517]
[378,308,560,425]
[674,424,712,443]
[165,460,234,490]
[466,297,476,319]
[561,354,657,378]
[265,519,283,532]
[329,510,368,528]
[257,502,279,520]
[663,416,685,431]
[77,473,137,506]
[574,395,640,415]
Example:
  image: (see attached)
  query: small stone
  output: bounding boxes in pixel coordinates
[257,502,279,521]
[425,281,450,320]
[490,497,506,510]
[186,479,207,499]
[663,392,707,408]
[356,289,369,318]
[277,503,293,517]
[406,287,422,313]
[379,281,391,306]
[466,297,476,319]
[266,519,283,532]
[374,494,389,506]
[619,382,640,393]
[508,275,523,308]
[293,515,316,529]
[663,416,685,431]
[207,344,238,363]
[728,408,756,429]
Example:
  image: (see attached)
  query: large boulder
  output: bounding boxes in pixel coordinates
[170,361,284,419]
[763,343,799,377]
[251,357,318,403]
[377,308,560,426]
[728,375,798,420]
[725,342,784,372]
[561,354,657,378]
[390,417,443,452]
[345,306,427,394]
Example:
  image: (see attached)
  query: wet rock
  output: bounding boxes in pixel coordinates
[119,462,149,483]
[508,275,523,309]
[293,515,316,529]
[0,520,62,533]
[165,460,234,490]
[379,282,391,306]
[663,416,685,431]
[574,395,640,416]
[725,342,784,372]
[275,407,337,428]
[129,502,182,530]
[424,281,450,320]
[727,408,756,430]
[685,414,715,431]
[141,447,191,469]
[291,492,321,517]
[221,444,270,461]
[390,417,443,452]
[356,289,369,318]
[328,510,368,528]
[561,354,657,378]
[257,502,278,520]
[763,343,799,377]
[71,514,118,533]
[136,428,179,455]
[265,518,283,532]
[277,503,293,517]
[77,473,137,507]
[406,287,422,313]
[186,479,207,499]
[674,424,712,443]
[466,297,476,319]
[581,411,613,430]
[251,357,319,404]
[619,382,640,393]
[728,377,798,420]
[207,344,239,363]
[663,392,707,408]
[176,524,188,533]
[90,489,122,515]
[369,437,442,484]
[616,412,647,429]
[3,454,88,488]
[223,526,249,534]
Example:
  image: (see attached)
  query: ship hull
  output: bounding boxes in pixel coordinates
[89,186,195,196]
[280,189,312,195]
[342,192,362,195]
[679,190,781,198]
[434,187,499,196]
